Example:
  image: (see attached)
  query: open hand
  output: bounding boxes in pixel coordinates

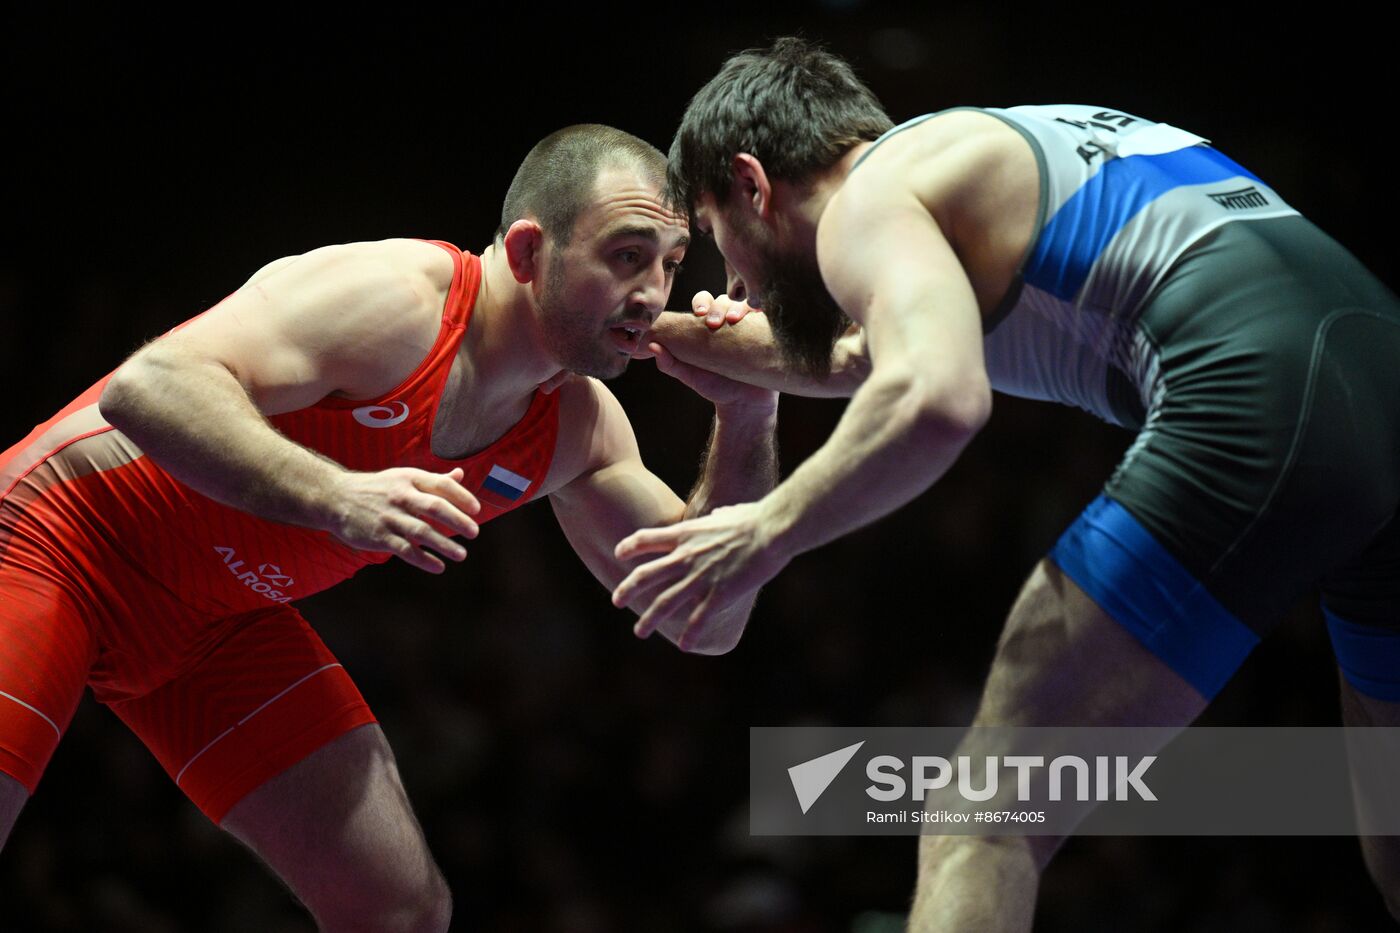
[611,501,789,653]
[326,467,481,573]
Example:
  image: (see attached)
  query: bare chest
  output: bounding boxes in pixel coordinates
[429,355,533,461]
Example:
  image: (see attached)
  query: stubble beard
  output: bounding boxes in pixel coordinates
[537,257,629,381]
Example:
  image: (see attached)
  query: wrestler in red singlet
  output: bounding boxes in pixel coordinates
[0,241,556,821]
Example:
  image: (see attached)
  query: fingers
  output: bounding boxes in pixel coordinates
[615,550,688,617]
[392,515,467,564]
[614,526,684,563]
[691,290,730,330]
[409,492,479,540]
[613,558,668,612]
[632,578,698,642]
[680,592,720,653]
[393,469,480,570]
[692,293,755,329]
[387,535,447,574]
[648,343,694,382]
[648,344,725,400]
[415,469,481,517]
[691,290,717,316]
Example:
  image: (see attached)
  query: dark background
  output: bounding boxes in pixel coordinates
[3,3,1394,930]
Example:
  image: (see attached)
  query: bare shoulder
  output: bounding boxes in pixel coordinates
[843,110,1035,219]
[824,110,1039,317]
[538,376,641,497]
[151,238,460,410]
[238,238,454,309]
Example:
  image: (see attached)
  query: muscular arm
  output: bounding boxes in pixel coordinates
[757,186,990,556]
[98,241,481,572]
[549,364,778,654]
[612,172,990,631]
[646,307,869,398]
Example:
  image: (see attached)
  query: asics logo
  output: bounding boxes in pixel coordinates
[352,401,410,428]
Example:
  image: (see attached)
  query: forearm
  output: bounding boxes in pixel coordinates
[651,312,866,398]
[763,366,988,559]
[99,347,344,529]
[684,400,778,519]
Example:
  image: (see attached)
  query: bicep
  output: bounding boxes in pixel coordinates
[123,243,440,414]
[818,184,985,383]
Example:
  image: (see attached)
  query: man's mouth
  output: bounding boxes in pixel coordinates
[608,322,649,354]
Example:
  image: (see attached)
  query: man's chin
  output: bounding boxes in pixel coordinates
[564,354,630,381]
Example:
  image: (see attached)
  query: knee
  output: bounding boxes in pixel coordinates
[1365,858,1400,923]
[317,867,452,933]
[919,833,1060,875]
[1357,839,1400,923]
[409,872,453,933]
[1372,876,1400,924]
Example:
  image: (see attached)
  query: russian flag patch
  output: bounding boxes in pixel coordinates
[482,464,531,501]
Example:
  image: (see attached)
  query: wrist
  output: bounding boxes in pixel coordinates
[714,390,779,426]
[301,461,351,533]
[755,489,802,565]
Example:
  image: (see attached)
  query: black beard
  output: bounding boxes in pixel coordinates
[760,248,851,380]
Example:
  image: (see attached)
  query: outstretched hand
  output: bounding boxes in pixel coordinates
[611,501,789,654]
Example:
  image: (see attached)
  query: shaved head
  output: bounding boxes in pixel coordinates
[498,124,669,246]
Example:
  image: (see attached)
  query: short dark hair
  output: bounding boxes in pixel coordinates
[498,124,667,244]
[667,37,893,215]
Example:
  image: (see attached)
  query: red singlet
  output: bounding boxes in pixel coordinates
[0,241,559,820]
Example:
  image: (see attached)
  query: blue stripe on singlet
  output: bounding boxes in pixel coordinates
[1050,495,1260,699]
[1024,147,1263,301]
[1324,609,1400,702]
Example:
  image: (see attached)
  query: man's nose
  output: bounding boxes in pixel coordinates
[634,261,669,311]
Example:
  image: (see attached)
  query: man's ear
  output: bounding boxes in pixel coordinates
[732,153,773,219]
[503,219,546,284]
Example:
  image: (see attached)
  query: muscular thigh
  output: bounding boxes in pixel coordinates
[107,605,376,824]
[220,722,445,924]
[975,560,1209,728]
[0,535,96,796]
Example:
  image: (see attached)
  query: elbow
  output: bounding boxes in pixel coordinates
[98,355,152,431]
[829,329,872,397]
[99,344,196,434]
[683,629,744,657]
[886,366,992,446]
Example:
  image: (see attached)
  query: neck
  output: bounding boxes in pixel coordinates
[467,243,567,398]
[773,141,873,257]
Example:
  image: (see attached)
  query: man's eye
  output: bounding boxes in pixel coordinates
[665,260,684,275]
[619,249,641,264]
